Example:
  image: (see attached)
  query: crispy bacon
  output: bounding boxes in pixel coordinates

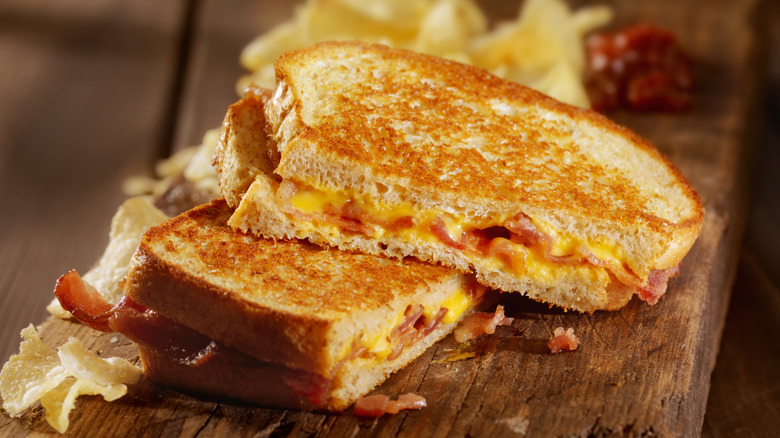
[429,217,465,250]
[354,394,389,417]
[453,305,514,344]
[386,393,427,414]
[636,264,681,305]
[54,270,114,332]
[420,308,448,337]
[486,237,525,272]
[280,370,332,407]
[54,270,250,367]
[548,327,579,354]
[581,248,641,288]
[354,393,427,417]
[392,305,424,336]
[108,296,228,366]
[387,305,436,361]
[504,213,548,247]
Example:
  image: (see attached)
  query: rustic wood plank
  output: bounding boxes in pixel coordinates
[0,0,769,436]
[0,0,190,367]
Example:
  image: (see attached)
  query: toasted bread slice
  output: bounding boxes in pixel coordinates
[213,87,278,208]
[124,199,482,411]
[220,42,703,311]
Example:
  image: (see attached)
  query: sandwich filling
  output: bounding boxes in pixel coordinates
[277,179,678,305]
[54,270,483,408]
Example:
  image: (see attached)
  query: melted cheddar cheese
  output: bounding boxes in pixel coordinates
[358,286,473,360]
[287,182,628,283]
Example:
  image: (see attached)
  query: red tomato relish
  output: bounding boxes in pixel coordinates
[585,23,694,112]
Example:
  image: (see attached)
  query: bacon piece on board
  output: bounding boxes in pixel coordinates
[354,393,427,417]
[453,305,514,344]
[548,327,580,354]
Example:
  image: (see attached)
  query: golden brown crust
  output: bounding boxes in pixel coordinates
[268,41,703,274]
[125,199,464,377]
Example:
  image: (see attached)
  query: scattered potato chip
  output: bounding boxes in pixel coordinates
[182,128,221,195]
[413,0,486,59]
[0,325,142,433]
[469,0,609,107]
[47,197,168,318]
[58,338,142,387]
[155,147,199,179]
[40,376,128,433]
[238,0,499,91]
[0,326,68,415]
[238,0,612,108]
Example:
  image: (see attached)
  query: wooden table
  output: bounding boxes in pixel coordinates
[0,0,777,436]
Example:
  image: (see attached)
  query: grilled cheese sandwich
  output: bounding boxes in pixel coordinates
[215,41,703,312]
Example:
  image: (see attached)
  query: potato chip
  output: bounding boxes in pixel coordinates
[40,375,130,433]
[81,197,168,304]
[58,337,142,387]
[299,0,416,46]
[572,5,613,37]
[182,128,221,195]
[0,325,142,433]
[155,146,199,179]
[335,0,436,27]
[47,197,168,318]
[240,21,300,71]
[468,0,597,107]
[237,0,612,109]
[0,325,68,415]
[414,0,486,57]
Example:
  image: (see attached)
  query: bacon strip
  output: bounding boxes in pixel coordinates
[386,305,440,361]
[54,270,114,332]
[354,393,427,417]
[54,270,250,367]
[636,264,681,305]
[108,296,228,366]
[453,305,513,344]
[280,370,332,407]
[386,393,427,414]
[353,394,389,417]
[429,217,465,250]
[504,213,548,247]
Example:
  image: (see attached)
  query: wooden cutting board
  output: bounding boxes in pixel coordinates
[0,0,764,436]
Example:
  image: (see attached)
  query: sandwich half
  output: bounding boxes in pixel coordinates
[216,41,704,313]
[54,199,484,411]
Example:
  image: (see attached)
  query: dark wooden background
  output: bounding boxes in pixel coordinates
[0,0,777,436]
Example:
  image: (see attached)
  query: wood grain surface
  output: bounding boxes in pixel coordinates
[0,0,776,436]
